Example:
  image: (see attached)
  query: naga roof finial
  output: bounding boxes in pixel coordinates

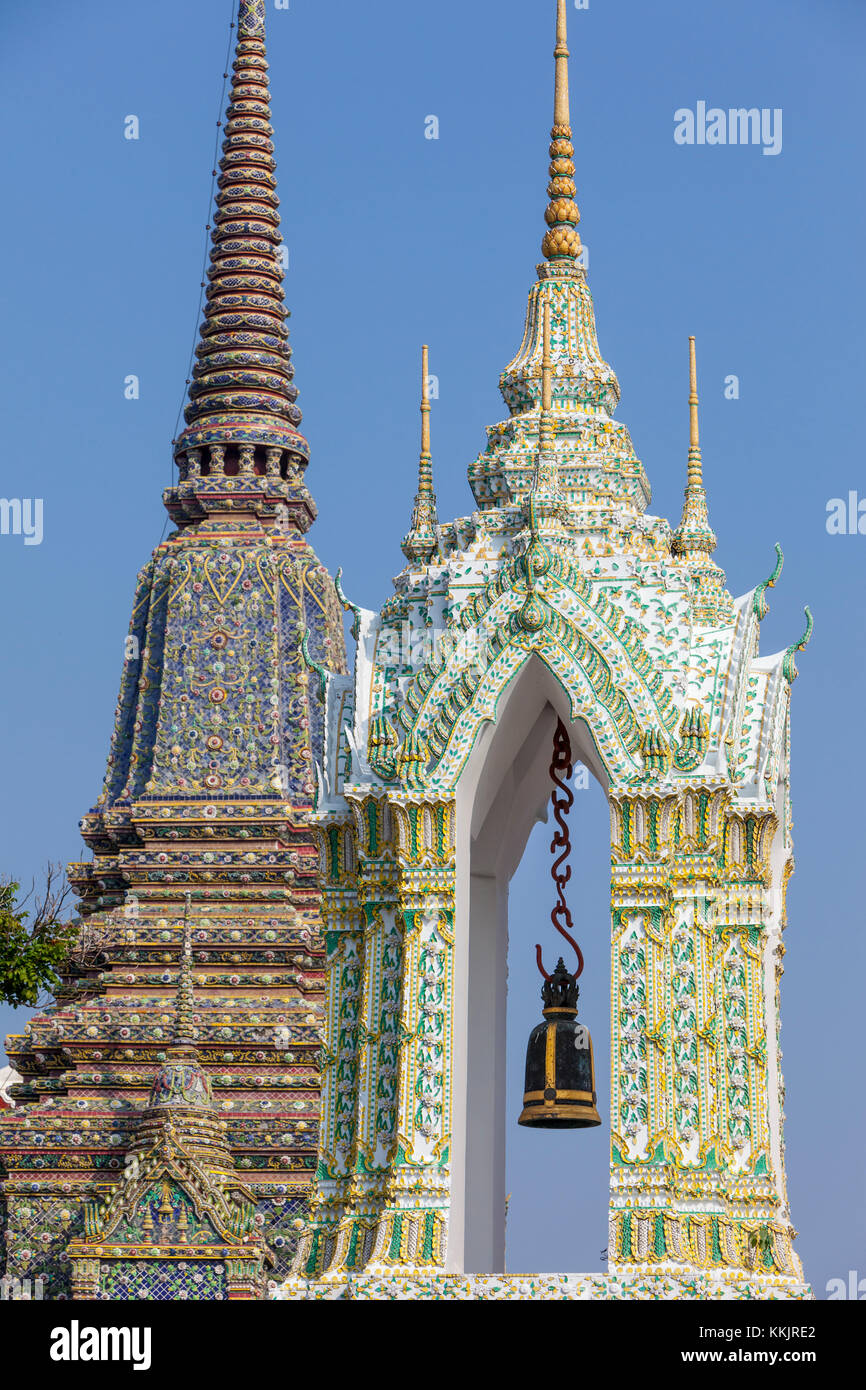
[542,0,582,265]
[401,345,440,566]
[671,336,718,560]
[783,607,814,683]
[753,543,784,619]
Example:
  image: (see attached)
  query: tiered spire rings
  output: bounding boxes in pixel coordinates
[170,0,314,529]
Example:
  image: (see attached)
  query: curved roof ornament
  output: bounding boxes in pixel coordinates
[783,607,813,683]
[753,543,784,619]
[300,628,329,703]
[335,567,362,640]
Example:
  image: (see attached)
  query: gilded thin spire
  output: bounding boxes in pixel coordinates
[672,336,718,560]
[421,343,432,459]
[687,335,702,486]
[553,0,570,127]
[542,0,582,264]
[401,346,440,566]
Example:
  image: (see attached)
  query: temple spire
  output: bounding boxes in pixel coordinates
[672,336,718,559]
[169,0,316,531]
[401,346,440,566]
[542,0,582,265]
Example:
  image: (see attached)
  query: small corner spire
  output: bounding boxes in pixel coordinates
[542,0,582,265]
[672,336,718,560]
[401,345,440,566]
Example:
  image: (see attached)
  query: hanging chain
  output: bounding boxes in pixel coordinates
[535,717,584,979]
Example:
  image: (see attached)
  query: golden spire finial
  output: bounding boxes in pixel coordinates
[687,334,702,482]
[401,345,440,566]
[672,335,717,561]
[542,0,582,265]
[421,344,431,457]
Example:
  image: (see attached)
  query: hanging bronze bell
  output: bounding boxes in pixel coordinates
[518,957,601,1129]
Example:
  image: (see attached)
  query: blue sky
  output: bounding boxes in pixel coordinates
[0,0,863,1293]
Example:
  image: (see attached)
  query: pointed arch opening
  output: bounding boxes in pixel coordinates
[447,653,611,1274]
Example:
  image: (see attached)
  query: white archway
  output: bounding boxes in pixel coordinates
[447,654,609,1273]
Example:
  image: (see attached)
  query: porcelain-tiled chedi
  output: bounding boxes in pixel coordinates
[276,0,813,1301]
[0,0,346,1301]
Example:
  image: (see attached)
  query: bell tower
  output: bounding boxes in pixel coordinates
[275,0,812,1301]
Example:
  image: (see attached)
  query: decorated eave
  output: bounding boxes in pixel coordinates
[68,1134,260,1249]
[64,909,270,1287]
[311,577,807,812]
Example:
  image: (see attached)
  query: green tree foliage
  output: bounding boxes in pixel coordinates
[0,866,78,1008]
